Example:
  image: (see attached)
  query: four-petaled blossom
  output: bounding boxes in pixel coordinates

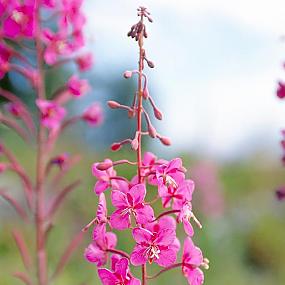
[82,102,103,126]
[84,224,117,267]
[98,256,140,285]
[3,4,35,38]
[130,216,180,267]
[159,179,194,210]
[154,158,185,191]
[182,237,209,285]
[36,99,66,130]
[178,202,202,237]
[42,29,73,65]
[92,159,116,195]
[110,184,154,230]
[67,75,90,97]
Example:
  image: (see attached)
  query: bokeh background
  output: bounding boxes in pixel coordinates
[1,1,285,284]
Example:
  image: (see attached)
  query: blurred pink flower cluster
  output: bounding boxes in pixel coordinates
[84,7,208,285]
[0,1,102,284]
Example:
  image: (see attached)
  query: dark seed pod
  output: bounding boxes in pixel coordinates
[147,60,155,68]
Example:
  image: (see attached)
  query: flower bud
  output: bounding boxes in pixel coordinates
[159,136,171,146]
[148,124,157,138]
[131,138,139,150]
[108,101,121,109]
[96,161,113,171]
[123,70,133,79]
[142,87,149,100]
[111,142,122,152]
[154,108,163,120]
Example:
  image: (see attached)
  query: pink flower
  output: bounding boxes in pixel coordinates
[178,202,202,237]
[276,187,285,201]
[59,0,86,31]
[42,0,55,8]
[98,257,140,285]
[0,43,12,78]
[110,184,154,230]
[3,4,35,38]
[5,102,22,117]
[182,237,209,285]
[67,75,90,97]
[76,53,93,72]
[82,103,103,126]
[51,153,69,169]
[36,99,66,130]
[130,216,179,267]
[42,29,73,65]
[159,179,194,209]
[92,159,116,195]
[84,224,117,267]
[277,82,285,99]
[154,158,185,191]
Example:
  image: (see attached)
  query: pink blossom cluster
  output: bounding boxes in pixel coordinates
[0,0,102,132]
[0,1,103,284]
[84,7,208,285]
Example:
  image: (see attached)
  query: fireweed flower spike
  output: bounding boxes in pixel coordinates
[84,7,208,285]
[0,1,101,285]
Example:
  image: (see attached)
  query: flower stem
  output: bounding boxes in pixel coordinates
[146,263,184,280]
[107,249,130,259]
[35,2,48,285]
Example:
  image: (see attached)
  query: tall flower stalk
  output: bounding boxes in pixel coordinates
[84,7,209,285]
[0,1,102,285]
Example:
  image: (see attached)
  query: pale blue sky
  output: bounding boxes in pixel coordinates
[83,0,285,160]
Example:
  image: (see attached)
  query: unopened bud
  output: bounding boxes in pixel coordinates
[128,109,136,118]
[97,161,113,171]
[131,138,139,150]
[143,87,149,100]
[148,124,157,138]
[154,108,163,120]
[147,60,155,68]
[111,142,122,152]
[123,70,133,79]
[159,136,171,146]
[108,101,121,109]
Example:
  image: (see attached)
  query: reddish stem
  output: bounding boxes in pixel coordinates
[106,248,130,259]
[152,209,180,222]
[146,263,184,280]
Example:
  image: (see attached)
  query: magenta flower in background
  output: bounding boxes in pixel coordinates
[3,4,35,38]
[277,82,285,99]
[84,224,117,267]
[5,102,22,117]
[276,187,285,201]
[130,216,179,267]
[82,102,103,126]
[98,257,141,285]
[42,0,56,8]
[42,29,73,65]
[76,52,93,72]
[0,43,12,78]
[182,237,208,285]
[36,99,66,130]
[110,184,154,230]
[67,75,90,97]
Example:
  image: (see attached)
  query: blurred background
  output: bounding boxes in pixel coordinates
[1,0,285,284]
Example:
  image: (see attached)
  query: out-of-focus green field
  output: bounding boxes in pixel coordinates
[1,135,285,285]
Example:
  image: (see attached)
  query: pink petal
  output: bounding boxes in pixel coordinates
[3,17,21,38]
[185,268,204,285]
[94,180,109,195]
[114,257,129,278]
[130,245,148,266]
[155,228,176,246]
[143,151,157,165]
[98,268,118,285]
[177,179,195,201]
[44,48,57,65]
[158,216,177,231]
[135,204,154,225]
[129,183,146,205]
[156,247,177,267]
[110,209,130,230]
[168,158,182,172]
[183,219,194,237]
[97,193,107,221]
[132,227,153,244]
[111,190,128,208]
[84,242,106,266]
[130,278,141,285]
[183,237,203,266]
[111,254,120,271]
[105,232,117,249]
